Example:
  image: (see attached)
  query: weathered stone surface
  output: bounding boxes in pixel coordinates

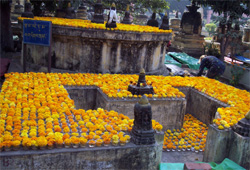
[21,24,171,74]
[66,87,97,110]
[229,132,250,169]
[203,125,233,163]
[0,143,163,170]
[184,88,229,125]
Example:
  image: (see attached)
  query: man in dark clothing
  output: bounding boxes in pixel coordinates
[147,13,159,27]
[197,55,225,78]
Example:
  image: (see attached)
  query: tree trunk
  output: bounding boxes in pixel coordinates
[0,1,14,53]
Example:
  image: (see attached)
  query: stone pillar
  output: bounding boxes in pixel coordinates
[203,125,232,163]
[131,95,155,145]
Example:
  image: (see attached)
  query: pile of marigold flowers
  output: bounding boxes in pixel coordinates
[18,17,172,34]
[163,114,208,152]
[0,72,249,151]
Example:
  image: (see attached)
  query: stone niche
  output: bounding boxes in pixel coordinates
[21,25,171,74]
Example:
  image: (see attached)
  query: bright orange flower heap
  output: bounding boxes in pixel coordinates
[0,72,250,150]
[163,114,208,152]
[18,17,172,34]
[0,73,164,150]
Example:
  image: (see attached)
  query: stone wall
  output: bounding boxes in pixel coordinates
[203,125,250,169]
[0,133,163,170]
[68,87,186,131]
[22,25,171,74]
[183,88,229,125]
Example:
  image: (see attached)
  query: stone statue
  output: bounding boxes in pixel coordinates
[159,12,169,30]
[233,110,250,137]
[180,1,202,34]
[121,4,132,24]
[175,11,178,18]
[147,13,159,27]
[131,95,155,145]
[105,3,117,29]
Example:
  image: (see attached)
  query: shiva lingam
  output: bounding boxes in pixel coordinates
[128,68,154,95]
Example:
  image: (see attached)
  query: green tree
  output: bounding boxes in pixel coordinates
[193,0,250,60]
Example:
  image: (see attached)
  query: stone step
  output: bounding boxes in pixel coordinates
[184,162,211,170]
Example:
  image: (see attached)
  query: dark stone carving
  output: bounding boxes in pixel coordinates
[14,0,23,14]
[121,5,132,24]
[159,13,169,30]
[77,1,88,20]
[233,110,250,137]
[91,0,104,24]
[180,1,202,34]
[21,0,34,18]
[131,95,155,145]
[65,3,76,19]
[147,13,159,27]
[128,68,154,95]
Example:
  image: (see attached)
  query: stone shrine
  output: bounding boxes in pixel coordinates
[131,95,155,145]
[11,0,24,22]
[121,5,132,24]
[21,0,33,18]
[77,1,88,20]
[169,12,181,37]
[171,2,205,58]
[91,0,104,24]
[128,68,154,95]
[159,12,169,30]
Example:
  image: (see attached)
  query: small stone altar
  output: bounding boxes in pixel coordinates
[171,2,205,58]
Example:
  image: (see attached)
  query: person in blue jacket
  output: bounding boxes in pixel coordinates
[197,55,225,78]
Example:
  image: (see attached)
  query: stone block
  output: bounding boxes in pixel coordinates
[0,143,163,170]
[203,125,232,163]
[228,132,250,169]
[184,162,211,170]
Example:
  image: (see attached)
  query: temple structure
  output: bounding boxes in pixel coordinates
[171,2,205,58]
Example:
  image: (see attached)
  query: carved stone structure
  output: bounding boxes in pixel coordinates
[131,95,155,145]
[171,1,205,58]
[11,0,24,21]
[77,1,88,20]
[204,111,250,169]
[21,24,171,74]
[169,12,181,37]
[128,69,154,95]
[121,5,132,24]
[159,13,169,30]
[21,0,33,18]
[233,111,250,137]
[65,3,76,19]
[91,0,104,24]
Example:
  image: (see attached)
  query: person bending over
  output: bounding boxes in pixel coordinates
[197,55,225,79]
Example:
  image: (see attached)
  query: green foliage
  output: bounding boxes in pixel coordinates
[205,23,217,36]
[230,65,244,86]
[205,43,221,58]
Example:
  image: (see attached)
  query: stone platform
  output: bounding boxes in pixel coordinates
[21,25,171,74]
[0,133,164,170]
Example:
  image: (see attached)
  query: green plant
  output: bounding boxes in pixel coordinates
[205,23,217,36]
[230,64,244,86]
[205,42,221,58]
